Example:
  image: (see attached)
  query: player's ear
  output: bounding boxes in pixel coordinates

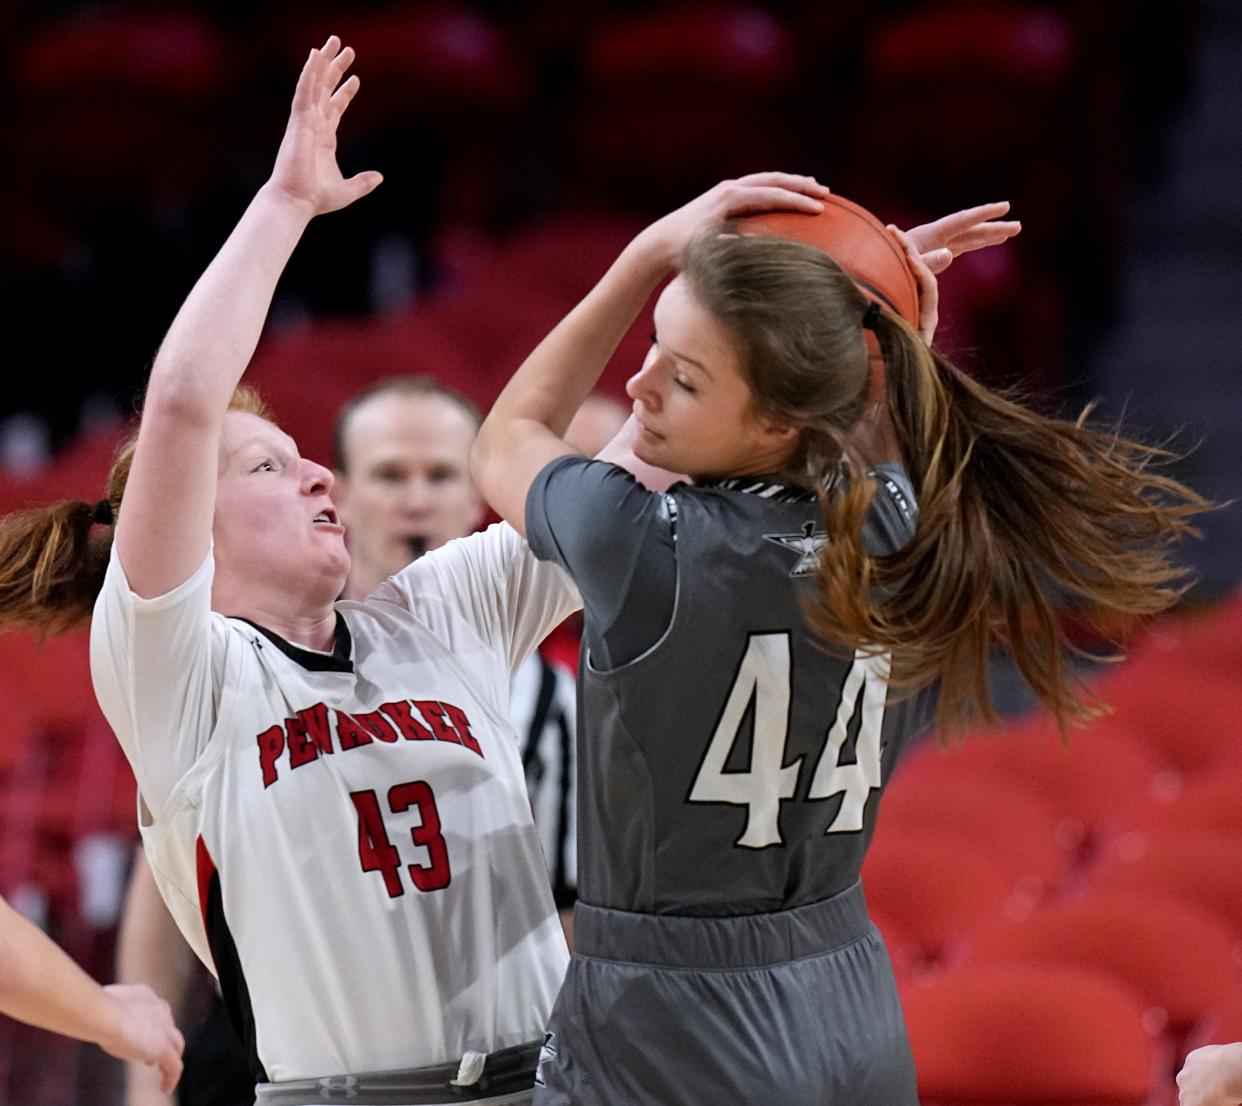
[756,416,799,449]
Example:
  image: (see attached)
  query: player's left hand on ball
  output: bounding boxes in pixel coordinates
[888,225,939,344]
[904,201,1021,275]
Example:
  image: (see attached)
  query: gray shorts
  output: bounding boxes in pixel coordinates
[255,1040,541,1106]
[533,882,916,1106]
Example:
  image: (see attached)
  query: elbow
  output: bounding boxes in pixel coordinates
[139,377,222,433]
[469,420,507,499]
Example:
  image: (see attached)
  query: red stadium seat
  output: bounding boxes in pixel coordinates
[568,6,798,208]
[1095,657,1242,777]
[879,764,1072,896]
[862,829,1026,962]
[903,963,1160,1105]
[898,717,1167,851]
[7,10,231,207]
[868,908,920,983]
[964,890,1242,1033]
[283,5,531,231]
[1187,989,1242,1051]
[1089,829,1242,939]
[0,629,101,737]
[247,316,483,468]
[1120,776,1242,838]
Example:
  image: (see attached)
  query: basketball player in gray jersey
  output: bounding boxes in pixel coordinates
[469,174,1023,1104]
[474,164,1202,1101]
[549,461,920,918]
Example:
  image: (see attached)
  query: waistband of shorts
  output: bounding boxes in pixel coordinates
[253,1040,541,1105]
[573,880,873,969]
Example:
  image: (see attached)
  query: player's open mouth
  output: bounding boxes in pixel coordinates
[312,509,342,528]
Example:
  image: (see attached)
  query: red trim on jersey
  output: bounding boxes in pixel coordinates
[541,616,583,675]
[195,835,217,940]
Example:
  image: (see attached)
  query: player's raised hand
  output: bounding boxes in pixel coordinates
[635,173,832,269]
[97,984,185,1096]
[904,201,1021,275]
[267,35,383,217]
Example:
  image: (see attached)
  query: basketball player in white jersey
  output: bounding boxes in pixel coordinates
[117,372,592,1106]
[78,39,575,1105]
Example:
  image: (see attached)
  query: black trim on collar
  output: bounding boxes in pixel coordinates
[693,475,818,503]
[234,613,354,673]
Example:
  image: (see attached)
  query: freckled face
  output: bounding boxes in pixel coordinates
[625,276,797,479]
[213,411,349,604]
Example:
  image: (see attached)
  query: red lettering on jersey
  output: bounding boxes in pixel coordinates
[286,716,319,770]
[443,703,483,757]
[299,703,334,756]
[336,711,374,751]
[413,700,462,747]
[356,710,399,744]
[379,699,434,741]
[257,725,285,787]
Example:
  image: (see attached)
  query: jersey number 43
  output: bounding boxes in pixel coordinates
[350,781,451,897]
[688,632,887,849]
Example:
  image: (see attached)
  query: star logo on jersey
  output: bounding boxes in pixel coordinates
[764,522,828,576]
[534,1031,558,1088]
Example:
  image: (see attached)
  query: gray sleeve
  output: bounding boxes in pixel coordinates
[526,455,676,669]
[862,462,919,556]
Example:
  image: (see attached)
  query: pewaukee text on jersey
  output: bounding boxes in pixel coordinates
[256,698,485,788]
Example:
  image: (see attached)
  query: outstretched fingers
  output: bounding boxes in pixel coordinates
[329,73,362,124]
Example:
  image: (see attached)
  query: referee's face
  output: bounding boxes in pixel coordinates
[628,277,798,480]
[334,392,486,595]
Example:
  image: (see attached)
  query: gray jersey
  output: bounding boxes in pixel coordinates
[527,457,922,916]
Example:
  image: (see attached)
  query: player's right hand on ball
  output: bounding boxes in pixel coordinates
[98,984,185,1095]
[635,173,832,270]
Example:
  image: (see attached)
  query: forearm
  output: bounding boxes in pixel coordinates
[116,852,194,1019]
[146,185,312,418]
[0,897,124,1047]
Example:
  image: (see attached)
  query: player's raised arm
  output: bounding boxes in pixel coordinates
[470,173,831,536]
[117,37,381,598]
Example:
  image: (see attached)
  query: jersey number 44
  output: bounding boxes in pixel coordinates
[688,632,887,849]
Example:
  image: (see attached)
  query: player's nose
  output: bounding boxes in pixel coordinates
[626,358,662,411]
[302,460,335,496]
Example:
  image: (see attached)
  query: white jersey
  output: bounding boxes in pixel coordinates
[90,523,579,1084]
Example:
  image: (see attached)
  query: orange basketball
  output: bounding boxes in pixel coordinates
[739,194,920,327]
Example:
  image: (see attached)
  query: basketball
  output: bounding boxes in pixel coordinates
[739,194,921,327]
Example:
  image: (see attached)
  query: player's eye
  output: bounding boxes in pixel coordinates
[674,375,696,394]
[254,459,275,473]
